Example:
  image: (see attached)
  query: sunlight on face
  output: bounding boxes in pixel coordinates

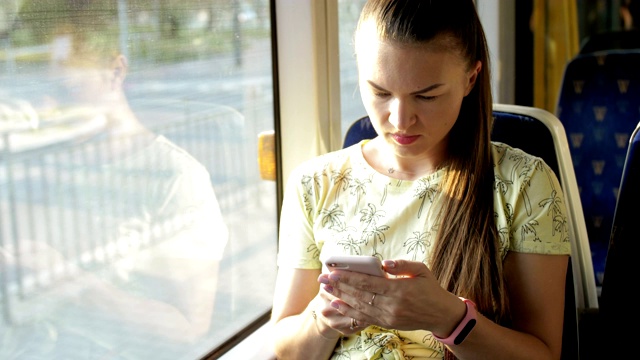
[355,19,480,160]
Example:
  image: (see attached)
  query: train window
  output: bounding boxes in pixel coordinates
[0,1,277,359]
[338,0,367,135]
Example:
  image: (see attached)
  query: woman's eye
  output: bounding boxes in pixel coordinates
[417,95,437,101]
[372,91,389,98]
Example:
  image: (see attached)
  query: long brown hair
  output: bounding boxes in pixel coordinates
[356,0,509,352]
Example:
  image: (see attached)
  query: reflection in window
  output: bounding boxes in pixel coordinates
[338,0,367,138]
[0,1,277,359]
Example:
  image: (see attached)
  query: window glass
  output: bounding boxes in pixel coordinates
[0,1,277,359]
[338,0,367,139]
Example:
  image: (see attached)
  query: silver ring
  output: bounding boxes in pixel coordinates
[368,293,377,306]
[350,317,358,330]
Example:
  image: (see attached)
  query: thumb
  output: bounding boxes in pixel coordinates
[382,259,431,278]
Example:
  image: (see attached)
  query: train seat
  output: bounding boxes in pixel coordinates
[555,50,640,290]
[598,120,640,351]
[343,104,600,359]
[343,116,377,148]
[579,30,640,54]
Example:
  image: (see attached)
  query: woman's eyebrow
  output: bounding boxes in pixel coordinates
[366,80,444,94]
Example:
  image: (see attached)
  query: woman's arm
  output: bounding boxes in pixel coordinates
[270,267,341,359]
[448,252,568,360]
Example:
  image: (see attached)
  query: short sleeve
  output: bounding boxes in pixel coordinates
[493,144,572,256]
[276,163,323,270]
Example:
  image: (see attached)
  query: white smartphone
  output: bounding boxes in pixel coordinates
[324,255,386,277]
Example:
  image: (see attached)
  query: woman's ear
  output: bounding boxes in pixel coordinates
[110,54,128,89]
[464,60,482,96]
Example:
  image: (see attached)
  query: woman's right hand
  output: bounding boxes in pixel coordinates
[315,277,372,336]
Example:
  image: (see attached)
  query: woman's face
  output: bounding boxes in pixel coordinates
[356,22,480,162]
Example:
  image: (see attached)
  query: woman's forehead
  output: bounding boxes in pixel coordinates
[355,18,461,57]
[355,19,381,53]
[356,36,465,70]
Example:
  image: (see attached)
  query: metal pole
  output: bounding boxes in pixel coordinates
[118,0,130,60]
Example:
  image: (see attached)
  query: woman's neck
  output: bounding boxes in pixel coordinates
[362,138,444,181]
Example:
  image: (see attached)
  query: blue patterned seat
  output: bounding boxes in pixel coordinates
[343,116,377,148]
[556,50,640,289]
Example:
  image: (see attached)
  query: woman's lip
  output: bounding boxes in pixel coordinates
[391,134,419,145]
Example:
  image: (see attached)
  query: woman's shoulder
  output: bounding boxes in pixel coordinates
[491,141,548,169]
[490,141,560,191]
[290,142,364,178]
[491,141,538,158]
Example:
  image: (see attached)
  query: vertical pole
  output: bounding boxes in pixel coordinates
[118,0,130,60]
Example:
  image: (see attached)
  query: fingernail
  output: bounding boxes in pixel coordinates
[323,285,334,294]
[318,276,329,284]
[383,260,396,268]
[330,301,339,309]
[329,273,340,281]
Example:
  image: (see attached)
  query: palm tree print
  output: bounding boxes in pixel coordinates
[312,172,324,196]
[302,193,312,218]
[421,333,445,356]
[331,169,352,202]
[359,203,389,255]
[508,151,528,181]
[306,243,320,259]
[539,189,568,240]
[535,159,556,190]
[403,231,429,261]
[360,328,404,358]
[337,232,363,254]
[519,173,534,216]
[321,204,346,231]
[494,219,509,256]
[380,184,388,206]
[553,212,569,242]
[349,177,372,215]
[494,174,512,196]
[496,203,514,255]
[301,174,314,196]
[300,175,315,217]
[359,203,385,229]
[503,202,514,227]
[361,224,390,255]
[332,344,351,360]
[414,178,438,218]
[509,153,535,216]
[520,219,540,242]
[495,143,508,164]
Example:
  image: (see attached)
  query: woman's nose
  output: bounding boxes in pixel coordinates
[388,98,416,130]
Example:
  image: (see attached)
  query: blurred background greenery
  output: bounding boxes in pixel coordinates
[1,0,270,64]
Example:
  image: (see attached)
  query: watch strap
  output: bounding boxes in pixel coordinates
[433,297,477,346]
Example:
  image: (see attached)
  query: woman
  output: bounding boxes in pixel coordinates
[271,1,570,359]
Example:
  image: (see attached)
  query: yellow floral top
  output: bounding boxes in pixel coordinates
[277,140,571,359]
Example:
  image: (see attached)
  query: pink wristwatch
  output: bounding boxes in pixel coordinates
[433,297,477,346]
